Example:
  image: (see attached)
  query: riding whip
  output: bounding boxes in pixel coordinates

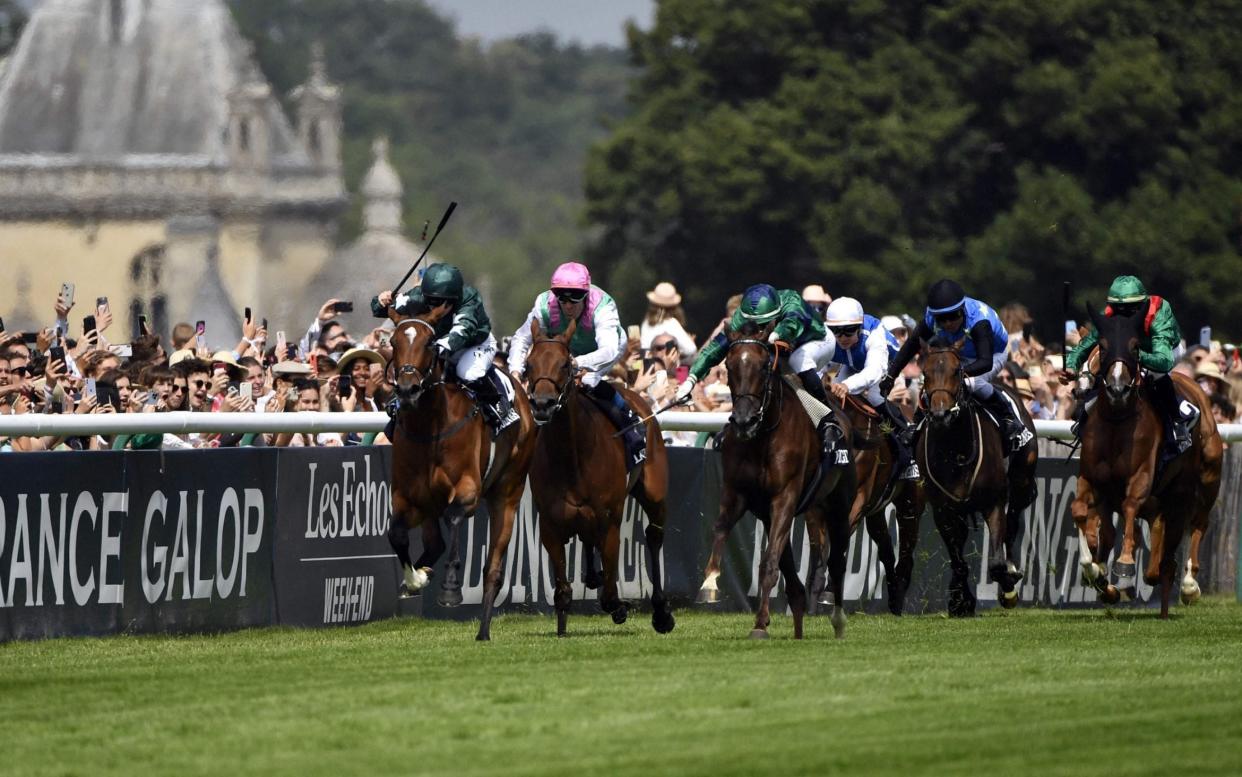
[393,201,458,294]
[612,394,693,438]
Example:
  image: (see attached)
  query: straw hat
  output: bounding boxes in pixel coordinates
[272,360,312,376]
[336,347,385,372]
[646,282,682,307]
[168,348,196,367]
[801,284,832,305]
[209,350,246,379]
[1014,377,1035,400]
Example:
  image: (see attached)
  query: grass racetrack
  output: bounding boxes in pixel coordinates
[4,598,1242,776]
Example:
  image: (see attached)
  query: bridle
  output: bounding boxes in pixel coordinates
[388,318,444,402]
[727,338,779,431]
[923,347,967,422]
[526,337,576,425]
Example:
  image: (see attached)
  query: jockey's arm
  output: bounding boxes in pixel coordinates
[884,320,932,380]
[841,329,890,394]
[1065,326,1099,373]
[574,301,623,374]
[506,303,542,377]
[1139,302,1179,374]
[689,330,729,382]
[961,321,997,377]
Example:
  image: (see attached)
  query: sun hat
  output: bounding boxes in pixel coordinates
[335,347,385,372]
[880,315,907,333]
[646,281,682,307]
[801,284,832,305]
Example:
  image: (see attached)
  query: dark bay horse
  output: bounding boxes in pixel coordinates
[523,318,675,636]
[697,327,856,639]
[386,312,537,641]
[811,395,925,615]
[1072,308,1222,617]
[918,341,1037,616]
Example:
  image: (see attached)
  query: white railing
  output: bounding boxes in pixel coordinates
[0,410,1239,441]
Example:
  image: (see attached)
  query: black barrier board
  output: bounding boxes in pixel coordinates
[272,447,404,627]
[0,452,128,640]
[120,450,277,632]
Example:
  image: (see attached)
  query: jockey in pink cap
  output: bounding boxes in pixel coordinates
[507,261,646,468]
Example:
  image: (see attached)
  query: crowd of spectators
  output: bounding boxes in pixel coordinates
[3,280,1240,452]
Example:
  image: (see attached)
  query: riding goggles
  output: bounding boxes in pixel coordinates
[933,310,964,324]
[829,325,861,337]
[554,289,588,304]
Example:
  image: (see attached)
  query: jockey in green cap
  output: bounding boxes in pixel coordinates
[1062,275,1198,453]
[372,263,518,436]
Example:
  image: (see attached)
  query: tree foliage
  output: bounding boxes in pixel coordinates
[228,0,632,324]
[586,0,1242,341]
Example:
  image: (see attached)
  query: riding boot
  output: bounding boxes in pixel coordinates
[1150,373,1197,454]
[383,397,400,440]
[880,400,920,480]
[981,390,1033,454]
[590,381,647,470]
[468,369,518,437]
[797,369,838,452]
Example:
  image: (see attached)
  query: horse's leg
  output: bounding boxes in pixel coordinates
[890,484,924,615]
[581,542,603,590]
[475,490,520,642]
[1144,512,1184,620]
[984,499,1019,609]
[388,504,431,597]
[1071,477,1119,603]
[822,484,854,638]
[597,516,628,625]
[819,476,867,610]
[538,519,573,636]
[1181,511,1207,606]
[1115,460,1153,597]
[777,527,808,640]
[751,490,798,639]
[635,490,675,634]
[932,506,974,617]
[697,487,746,604]
[863,507,901,615]
[436,505,466,608]
[808,517,828,612]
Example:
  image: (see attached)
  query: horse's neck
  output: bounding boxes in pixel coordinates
[403,383,471,431]
[925,405,977,458]
[544,386,592,469]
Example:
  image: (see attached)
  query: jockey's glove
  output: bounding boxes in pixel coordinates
[878,373,896,398]
[675,374,697,404]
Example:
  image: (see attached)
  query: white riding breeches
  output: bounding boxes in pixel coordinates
[834,365,885,405]
[449,333,498,383]
[789,338,835,374]
[964,353,1007,399]
[580,351,621,388]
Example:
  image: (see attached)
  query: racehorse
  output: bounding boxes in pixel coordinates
[918,340,1037,616]
[810,394,926,615]
[523,319,676,636]
[696,326,856,639]
[1071,307,1222,617]
[386,311,537,641]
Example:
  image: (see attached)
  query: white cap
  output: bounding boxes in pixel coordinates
[881,315,906,332]
[825,297,864,326]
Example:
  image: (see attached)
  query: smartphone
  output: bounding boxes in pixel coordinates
[642,356,659,372]
[626,324,640,340]
[85,378,97,399]
[239,381,253,399]
[244,307,252,323]
[109,344,133,358]
[1200,326,1212,349]
[138,314,149,336]
[21,332,39,345]
[83,314,97,336]
[275,330,287,360]
[195,320,206,351]
[310,354,319,373]
[261,318,268,331]
[49,345,65,364]
[333,301,354,314]
[338,376,352,398]
[96,296,109,313]
[59,282,75,307]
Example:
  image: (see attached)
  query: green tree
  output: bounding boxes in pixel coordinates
[587,0,1242,341]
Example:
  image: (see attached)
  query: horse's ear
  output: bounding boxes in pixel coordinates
[426,303,450,324]
[530,317,542,340]
[1085,300,1102,332]
[562,317,578,343]
[952,337,967,352]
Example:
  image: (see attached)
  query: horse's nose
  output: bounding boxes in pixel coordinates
[531,396,555,417]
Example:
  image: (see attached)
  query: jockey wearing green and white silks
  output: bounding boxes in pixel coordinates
[507,261,646,468]
[507,264,625,389]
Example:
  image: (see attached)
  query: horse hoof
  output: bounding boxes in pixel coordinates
[476,631,490,642]
[1120,585,1137,602]
[1181,580,1202,606]
[695,588,721,605]
[749,629,770,640]
[818,591,836,608]
[437,588,463,608]
[831,609,847,640]
[611,606,628,625]
[397,583,417,599]
[1099,585,1121,605]
[1000,590,1018,609]
[652,610,676,634]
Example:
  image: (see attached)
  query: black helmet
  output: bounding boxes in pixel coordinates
[421,263,464,302]
[927,279,965,315]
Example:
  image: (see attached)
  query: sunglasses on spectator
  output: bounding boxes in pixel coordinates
[188,379,209,390]
[11,366,29,376]
[829,325,861,337]
[650,342,676,352]
[554,289,588,304]
[171,384,188,393]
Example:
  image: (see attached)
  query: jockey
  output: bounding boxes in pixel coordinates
[823,297,919,480]
[507,261,646,468]
[880,279,1034,452]
[678,283,836,438]
[1062,275,1197,453]
[371,263,518,436]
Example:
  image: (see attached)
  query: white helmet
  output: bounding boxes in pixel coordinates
[824,297,864,327]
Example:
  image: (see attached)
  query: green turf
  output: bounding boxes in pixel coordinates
[3,599,1242,777]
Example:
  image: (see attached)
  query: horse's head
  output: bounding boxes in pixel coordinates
[388,306,450,409]
[1087,301,1142,407]
[525,318,577,424]
[922,338,967,426]
[724,322,776,440]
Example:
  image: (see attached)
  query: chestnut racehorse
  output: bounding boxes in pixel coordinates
[918,341,1037,616]
[386,312,536,641]
[697,326,857,639]
[1072,308,1222,617]
[523,319,675,636]
[811,395,925,615]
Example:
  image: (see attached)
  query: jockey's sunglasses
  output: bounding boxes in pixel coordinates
[933,310,964,324]
[829,325,861,337]
[554,289,588,304]
[424,296,451,308]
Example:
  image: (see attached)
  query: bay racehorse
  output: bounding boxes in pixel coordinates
[697,325,856,639]
[918,340,1037,616]
[811,394,925,615]
[1072,307,1222,617]
[523,318,675,636]
[386,311,537,641]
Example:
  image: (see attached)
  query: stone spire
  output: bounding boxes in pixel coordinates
[227,40,273,171]
[360,137,403,234]
[291,42,341,172]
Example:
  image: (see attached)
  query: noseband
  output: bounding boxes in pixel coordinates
[923,349,966,420]
[527,338,575,423]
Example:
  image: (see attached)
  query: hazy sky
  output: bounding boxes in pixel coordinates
[422,0,655,47]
